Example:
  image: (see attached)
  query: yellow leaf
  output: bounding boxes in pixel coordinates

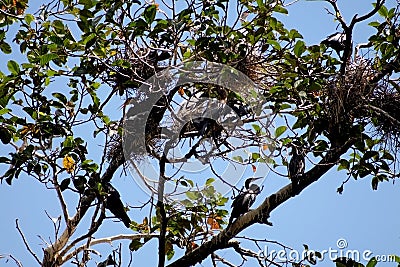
[63,155,75,174]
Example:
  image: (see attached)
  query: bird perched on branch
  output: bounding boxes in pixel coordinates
[103,183,131,228]
[228,177,262,225]
[321,32,348,59]
[288,141,305,196]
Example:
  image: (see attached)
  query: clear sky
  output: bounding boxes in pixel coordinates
[0,0,399,266]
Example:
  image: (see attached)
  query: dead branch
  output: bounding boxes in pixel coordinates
[62,233,159,263]
[15,219,41,265]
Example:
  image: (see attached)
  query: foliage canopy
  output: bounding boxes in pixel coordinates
[0,0,399,266]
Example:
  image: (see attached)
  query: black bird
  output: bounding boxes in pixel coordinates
[321,32,347,55]
[103,183,131,228]
[97,254,116,267]
[288,142,305,196]
[228,177,262,225]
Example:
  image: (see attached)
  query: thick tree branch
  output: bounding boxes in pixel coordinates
[42,143,126,266]
[167,138,356,267]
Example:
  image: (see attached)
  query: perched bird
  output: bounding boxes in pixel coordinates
[103,183,131,228]
[228,177,262,225]
[97,254,116,267]
[288,142,305,196]
[321,32,347,57]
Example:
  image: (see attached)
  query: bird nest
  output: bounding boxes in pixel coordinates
[370,86,400,146]
[326,56,400,147]
[325,57,376,126]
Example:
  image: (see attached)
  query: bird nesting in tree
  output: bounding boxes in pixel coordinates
[288,141,305,196]
[228,177,262,225]
[102,183,131,228]
[321,32,350,60]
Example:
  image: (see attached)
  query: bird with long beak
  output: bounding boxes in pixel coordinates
[228,177,263,225]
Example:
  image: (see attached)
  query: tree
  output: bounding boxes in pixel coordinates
[0,0,399,266]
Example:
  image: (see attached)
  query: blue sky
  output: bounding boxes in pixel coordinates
[0,0,399,266]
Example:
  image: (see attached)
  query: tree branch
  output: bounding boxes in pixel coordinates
[15,219,41,265]
[42,143,126,266]
[62,234,159,263]
[350,0,386,26]
[167,138,356,267]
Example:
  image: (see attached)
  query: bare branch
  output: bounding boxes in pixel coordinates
[364,104,400,126]
[0,254,23,267]
[351,0,386,26]
[325,0,348,30]
[212,253,237,267]
[15,219,41,265]
[62,234,159,263]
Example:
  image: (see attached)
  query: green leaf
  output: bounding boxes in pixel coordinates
[144,5,157,24]
[368,21,380,28]
[337,159,349,171]
[275,126,287,138]
[273,5,288,14]
[256,0,264,8]
[251,152,260,161]
[52,20,65,30]
[0,108,11,116]
[167,249,175,260]
[381,151,394,161]
[186,191,199,200]
[378,5,388,17]
[129,239,143,251]
[166,241,175,260]
[233,155,243,163]
[0,42,12,54]
[73,176,86,193]
[294,40,306,57]
[60,178,70,191]
[63,136,74,148]
[52,92,67,104]
[267,40,281,50]
[24,14,35,24]
[40,53,59,66]
[252,124,261,133]
[7,60,20,75]
[0,127,11,144]
[206,178,215,185]
[366,257,377,267]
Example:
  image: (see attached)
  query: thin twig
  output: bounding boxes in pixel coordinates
[62,234,159,263]
[15,219,42,265]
